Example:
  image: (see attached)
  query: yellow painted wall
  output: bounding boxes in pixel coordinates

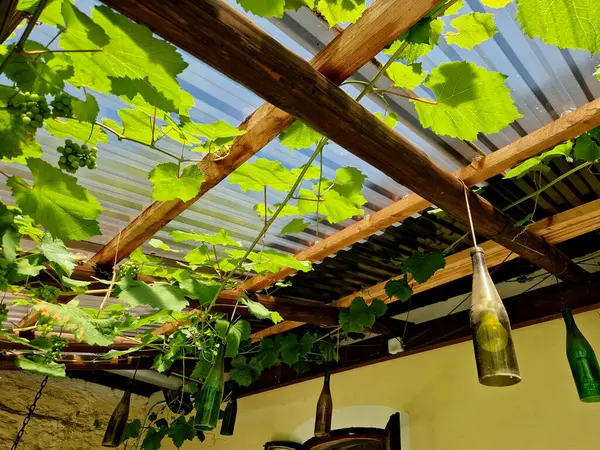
[165,309,600,450]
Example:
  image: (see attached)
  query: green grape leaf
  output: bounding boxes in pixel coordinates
[254,203,300,219]
[16,256,45,276]
[17,0,64,27]
[230,355,262,387]
[70,93,99,124]
[35,300,118,345]
[141,427,167,450]
[2,42,73,95]
[482,0,513,7]
[183,245,211,265]
[280,218,311,235]
[2,227,19,262]
[180,117,246,141]
[3,138,43,165]
[39,233,78,275]
[413,61,522,140]
[0,86,18,107]
[237,0,286,17]
[403,251,446,284]
[44,118,108,145]
[8,159,102,241]
[386,62,427,90]
[115,277,189,311]
[319,340,338,362]
[168,416,196,449]
[339,297,387,333]
[446,12,498,50]
[130,247,162,265]
[61,276,90,293]
[516,0,600,54]
[178,278,219,304]
[113,109,155,145]
[384,19,443,64]
[257,337,280,368]
[148,162,205,202]
[171,229,241,247]
[279,333,313,366]
[374,112,399,129]
[240,297,285,324]
[148,238,178,252]
[191,351,214,380]
[228,158,298,192]
[384,278,413,302]
[228,249,312,274]
[279,120,322,150]
[445,0,464,15]
[285,0,316,11]
[216,319,251,358]
[574,133,600,162]
[316,0,366,28]
[504,141,573,179]
[0,109,34,159]
[61,3,191,113]
[16,356,66,378]
[122,419,142,442]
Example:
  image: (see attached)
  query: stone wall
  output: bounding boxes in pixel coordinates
[0,371,150,450]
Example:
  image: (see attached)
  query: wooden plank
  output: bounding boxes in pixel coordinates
[240,97,600,293]
[0,0,19,43]
[91,0,440,267]
[251,198,600,340]
[98,0,586,283]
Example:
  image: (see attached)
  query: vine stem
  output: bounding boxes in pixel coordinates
[0,0,50,76]
[373,88,438,105]
[33,27,65,63]
[22,48,103,55]
[0,171,31,190]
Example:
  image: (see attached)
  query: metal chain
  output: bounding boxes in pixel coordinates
[11,376,49,450]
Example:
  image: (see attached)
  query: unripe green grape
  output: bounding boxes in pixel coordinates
[21,116,31,125]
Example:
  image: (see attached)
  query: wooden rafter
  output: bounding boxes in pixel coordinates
[240,98,600,293]
[250,197,600,341]
[90,0,441,267]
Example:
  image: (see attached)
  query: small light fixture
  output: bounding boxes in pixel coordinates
[562,308,600,402]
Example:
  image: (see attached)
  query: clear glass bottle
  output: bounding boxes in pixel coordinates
[194,345,225,431]
[314,366,333,437]
[220,395,238,436]
[102,388,131,447]
[562,308,600,402]
[470,247,521,387]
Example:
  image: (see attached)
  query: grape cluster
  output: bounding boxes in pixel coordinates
[9,92,51,131]
[51,93,73,117]
[0,303,7,321]
[37,315,54,336]
[57,139,98,173]
[0,259,12,291]
[117,261,139,280]
[34,285,61,302]
[43,335,68,363]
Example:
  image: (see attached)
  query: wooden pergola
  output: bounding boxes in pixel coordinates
[4,0,600,388]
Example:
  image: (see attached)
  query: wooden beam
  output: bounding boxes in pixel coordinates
[97,0,585,285]
[0,0,19,43]
[240,98,600,293]
[251,198,600,340]
[0,332,139,352]
[0,355,154,371]
[91,0,440,267]
[243,271,600,395]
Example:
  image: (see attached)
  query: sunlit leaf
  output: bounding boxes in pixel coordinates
[44,118,108,145]
[386,62,427,90]
[16,356,66,378]
[384,19,443,64]
[574,133,600,162]
[280,218,311,235]
[116,277,189,311]
[171,229,241,247]
[149,162,205,202]
[316,0,366,27]
[446,13,498,50]
[279,120,322,150]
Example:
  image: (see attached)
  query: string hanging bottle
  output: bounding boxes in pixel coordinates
[470,246,521,386]
[195,345,226,431]
[102,387,131,447]
[562,308,600,402]
[314,365,333,437]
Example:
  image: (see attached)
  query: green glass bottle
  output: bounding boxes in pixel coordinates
[220,395,238,436]
[562,308,600,402]
[194,345,226,431]
[470,247,521,387]
[102,388,131,447]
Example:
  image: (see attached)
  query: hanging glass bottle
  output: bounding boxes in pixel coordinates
[314,365,333,437]
[102,388,131,447]
[194,345,226,431]
[220,393,238,436]
[562,308,600,402]
[470,246,521,387]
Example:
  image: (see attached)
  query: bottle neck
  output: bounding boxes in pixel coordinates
[562,308,578,330]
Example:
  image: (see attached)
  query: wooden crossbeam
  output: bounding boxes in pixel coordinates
[90,0,440,267]
[0,0,19,43]
[240,98,600,293]
[250,198,600,341]
[111,1,584,275]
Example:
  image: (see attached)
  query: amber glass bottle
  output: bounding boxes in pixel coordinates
[102,388,131,447]
[314,367,333,437]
